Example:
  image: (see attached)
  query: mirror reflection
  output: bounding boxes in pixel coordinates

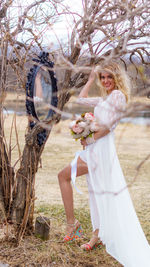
[34,66,52,120]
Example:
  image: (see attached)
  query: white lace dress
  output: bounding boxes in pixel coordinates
[72,90,150,267]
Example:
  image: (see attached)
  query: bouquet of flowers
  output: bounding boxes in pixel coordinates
[69,112,100,140]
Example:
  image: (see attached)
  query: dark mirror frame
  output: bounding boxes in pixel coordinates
[26,52,58,146]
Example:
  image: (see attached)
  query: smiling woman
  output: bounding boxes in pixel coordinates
[99,72,115,94]
[57,61,150,266]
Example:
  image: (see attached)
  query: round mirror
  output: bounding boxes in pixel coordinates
[26,52,58,134]
[34,66,53,121]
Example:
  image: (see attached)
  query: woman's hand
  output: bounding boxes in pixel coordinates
[88,67,96,82]
[80,135,96,147]
[78,67,96,98]
[80,128,110,148]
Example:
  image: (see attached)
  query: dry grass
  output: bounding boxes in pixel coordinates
[1,96,150,266]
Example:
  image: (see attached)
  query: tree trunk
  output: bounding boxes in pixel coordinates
[10,123,51,241]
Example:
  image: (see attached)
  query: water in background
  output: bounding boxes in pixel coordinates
[3,109,150,126]
[3,109,26,116]
[121,117,150,125]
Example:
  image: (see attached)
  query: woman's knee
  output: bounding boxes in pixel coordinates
[58,170,64,182]
[58,165,71,183]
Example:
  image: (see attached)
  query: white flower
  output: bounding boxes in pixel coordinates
[69,120,76,129]
[82,126,91,137]
[69,111,100,141]
[78,121,87,128]
[84,112,95,121]
[75,114,82,120]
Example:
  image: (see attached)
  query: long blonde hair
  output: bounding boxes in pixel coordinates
[95,62,130,102]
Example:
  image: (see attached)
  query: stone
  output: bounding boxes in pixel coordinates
[35,216,50,240]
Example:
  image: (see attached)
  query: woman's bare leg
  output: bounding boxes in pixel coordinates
[58,156,88,233]
[58,157,100,245]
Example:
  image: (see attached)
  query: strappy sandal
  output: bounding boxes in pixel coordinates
[80,241,103,251]
[80,234,103,251]
[63,220,84,242]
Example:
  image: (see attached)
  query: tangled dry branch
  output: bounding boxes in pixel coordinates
[0,0,150,243]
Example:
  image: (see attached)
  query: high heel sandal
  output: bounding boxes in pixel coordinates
[63,220,84,242]
[80,234,103,251]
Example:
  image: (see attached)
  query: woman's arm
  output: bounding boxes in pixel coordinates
[81,126,110,147]
[81,90,126,147]
[78,68,95,98]
[93,126,110,140]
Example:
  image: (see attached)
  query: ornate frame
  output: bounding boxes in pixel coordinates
[25,52,58,146]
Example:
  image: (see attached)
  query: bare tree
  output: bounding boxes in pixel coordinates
[0,0,150,243]
[0,0,61,242]
[55,0,150,105]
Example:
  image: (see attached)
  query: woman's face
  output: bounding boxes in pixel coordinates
[100,71,115,94]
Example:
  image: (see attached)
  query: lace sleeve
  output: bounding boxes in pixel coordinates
[76,97,101,107]
[103,90,126,131]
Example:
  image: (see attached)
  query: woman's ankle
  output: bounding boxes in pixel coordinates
[66,219,79,234]
[93,229,99,237]
[87,230,99,247]
[64,220,83,242]
[89,235,99,246]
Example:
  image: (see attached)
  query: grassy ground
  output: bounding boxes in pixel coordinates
[0,93,150,266]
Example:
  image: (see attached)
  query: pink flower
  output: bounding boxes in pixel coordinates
[84,112,95,121]
[72,124,83,134]
[69,112,99,140]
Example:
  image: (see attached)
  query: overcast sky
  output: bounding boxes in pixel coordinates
[51,0,83,43]
[9,0,83,46]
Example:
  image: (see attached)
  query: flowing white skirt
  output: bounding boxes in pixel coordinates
[72,132,150,267]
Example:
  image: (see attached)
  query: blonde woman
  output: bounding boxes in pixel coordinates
[58,62,150,266]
